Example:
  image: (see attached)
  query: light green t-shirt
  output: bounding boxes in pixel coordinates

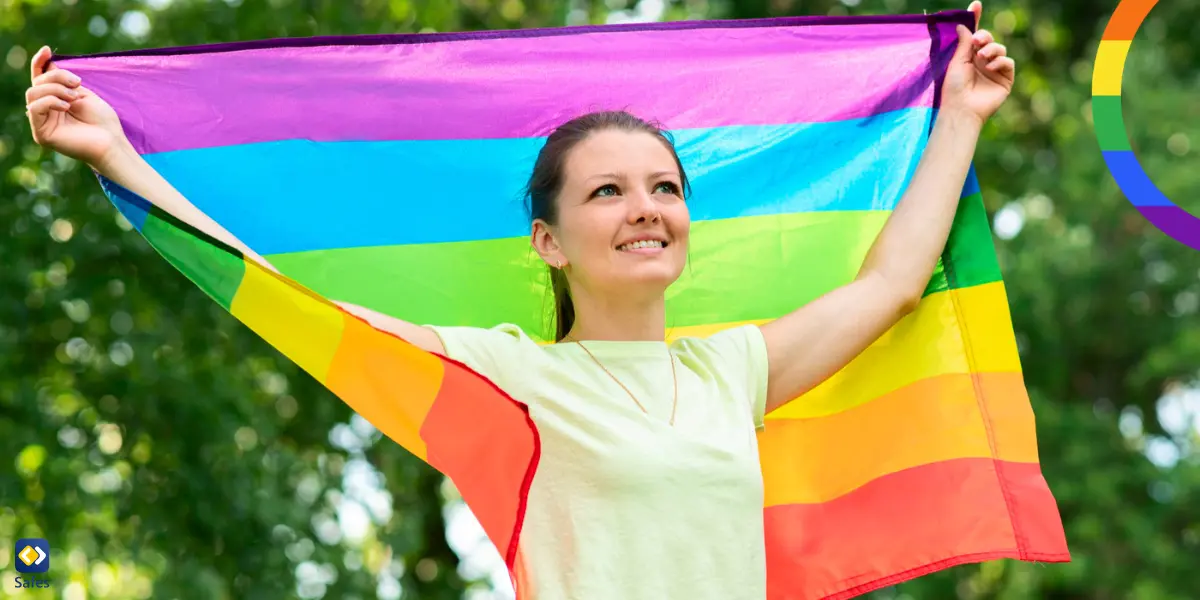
[427,323,770,600]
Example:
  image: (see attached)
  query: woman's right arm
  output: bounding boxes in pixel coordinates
[334,302,445,354]
[25,46,444,355]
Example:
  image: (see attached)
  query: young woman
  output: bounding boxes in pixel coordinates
[25,2,1013,598]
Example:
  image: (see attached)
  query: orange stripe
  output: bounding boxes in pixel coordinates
[763,458,1069,600]
[759,372,1037,505]
[325,313,445,460]
[1101,0,1157,41]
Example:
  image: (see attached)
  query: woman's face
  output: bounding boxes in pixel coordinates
[534,129,691,301]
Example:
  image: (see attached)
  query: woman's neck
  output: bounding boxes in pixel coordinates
[563,290,666,342]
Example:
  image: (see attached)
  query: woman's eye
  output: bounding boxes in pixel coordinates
[592,184,619,198]
[654,182,681,195]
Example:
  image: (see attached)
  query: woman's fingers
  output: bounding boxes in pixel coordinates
[987,56,1015,77]
[973,29,995,47]
[28,45,61,82]
[25,82,79,105]
[29,46,51,81]
[33,68,80,88]
[977,42,1007,62]
[26,94,71,123]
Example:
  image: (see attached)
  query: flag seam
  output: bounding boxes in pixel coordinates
[944,224,1028,559]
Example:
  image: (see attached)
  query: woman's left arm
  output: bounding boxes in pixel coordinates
[760,1,1015,414]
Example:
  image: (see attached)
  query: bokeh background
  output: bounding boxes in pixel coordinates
[2,0,1198,598]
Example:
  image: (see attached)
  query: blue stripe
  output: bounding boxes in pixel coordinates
[1102,150,1174,207]
[99,175,150,230]
[145,108,932,254]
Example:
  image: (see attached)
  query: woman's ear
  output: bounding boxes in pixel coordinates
[531,219,565,267]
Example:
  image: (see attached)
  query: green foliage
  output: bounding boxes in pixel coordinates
[1,0,1197,599]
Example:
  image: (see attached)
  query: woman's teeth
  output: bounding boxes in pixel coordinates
[618,240,666,251]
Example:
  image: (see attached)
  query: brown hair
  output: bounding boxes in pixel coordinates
[525,111,691,342]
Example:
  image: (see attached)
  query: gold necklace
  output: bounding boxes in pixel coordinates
[575,340,679,426]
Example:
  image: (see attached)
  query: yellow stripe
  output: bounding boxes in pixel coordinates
[1092,40,1131,96]
[759,372,1038,505]
[230,259,345,381]
[950,281,1021,372]
[670,281,1020,419]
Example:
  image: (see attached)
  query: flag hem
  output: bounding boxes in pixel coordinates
[822,549,1072,600]
[52,10,974,60]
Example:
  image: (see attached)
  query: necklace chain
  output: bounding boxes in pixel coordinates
[574,340,679,427]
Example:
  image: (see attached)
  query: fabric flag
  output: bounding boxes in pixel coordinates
[56,9,1070,599]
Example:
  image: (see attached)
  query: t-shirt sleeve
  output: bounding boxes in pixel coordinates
[693,324,771,430]
[423,323,542,395]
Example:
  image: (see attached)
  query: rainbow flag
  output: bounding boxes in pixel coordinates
[57,9,1069,599]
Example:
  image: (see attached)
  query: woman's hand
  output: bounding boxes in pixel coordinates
[25,45,129,169]
[940,1,1016,127]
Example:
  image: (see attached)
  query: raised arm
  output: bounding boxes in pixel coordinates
[24,46,444,355]
[759,2,1014,413]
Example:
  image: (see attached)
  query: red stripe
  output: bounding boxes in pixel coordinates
[995,460,1071,559]
[420,357,540,575]
[764,458,1069,600]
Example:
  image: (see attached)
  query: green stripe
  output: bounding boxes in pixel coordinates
[673,211,890,326]
[268,211,891,339]
[266,193,1001,340]
[143,212,246,310]
[1091,96,1132,152]
[923,257,950,297]
[270,235,551,332]
[942,192,1002,290]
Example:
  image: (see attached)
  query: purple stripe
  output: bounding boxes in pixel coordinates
[1137,206,1200,252]
[55,14,970,154]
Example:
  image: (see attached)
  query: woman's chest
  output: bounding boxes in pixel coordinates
[519,365,764,498]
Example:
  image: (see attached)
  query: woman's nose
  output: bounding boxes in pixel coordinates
[627,192,659,223]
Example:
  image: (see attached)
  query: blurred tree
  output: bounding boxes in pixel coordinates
[1,0,1197,599]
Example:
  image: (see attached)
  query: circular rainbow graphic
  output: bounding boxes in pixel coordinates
[1092,0,1200,251]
